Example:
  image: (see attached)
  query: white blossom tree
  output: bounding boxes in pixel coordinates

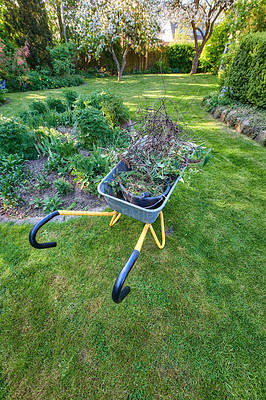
[167,0,234,74]
[78,0,162,81]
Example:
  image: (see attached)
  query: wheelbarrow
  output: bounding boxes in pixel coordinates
[29,161,184,303]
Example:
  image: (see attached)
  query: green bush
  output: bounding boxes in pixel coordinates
[221,32,266,108]
[0,88,8,105]
[0,153,28,207]
[169,43,195,73]
[48,42,77,77]
[28,100,47,115]
[46,97,67,113]
[53,178,73,195]
[10,70,84,92]
[72,146,110,192]
[0,117,37,159]
[63,89,79,109]
[57,110,75,127]
[74,91,130,128]
[200,21,229,73]
[74,106,112,148]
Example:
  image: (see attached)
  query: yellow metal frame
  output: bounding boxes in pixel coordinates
[58,210,165,251]
[134,211,165,252]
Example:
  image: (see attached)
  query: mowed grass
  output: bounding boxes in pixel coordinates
[0,74,265,399]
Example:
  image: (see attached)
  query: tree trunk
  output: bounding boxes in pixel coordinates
[190,52,200,74]
[60,0,67,43]
[111,43,131,82]
[56,2,64,43]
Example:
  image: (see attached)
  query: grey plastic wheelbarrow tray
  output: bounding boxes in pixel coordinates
[98,160,184,224]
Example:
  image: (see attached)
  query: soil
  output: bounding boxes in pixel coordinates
[0,154,107,221]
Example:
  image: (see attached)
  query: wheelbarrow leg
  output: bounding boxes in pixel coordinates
[112,212,165,303]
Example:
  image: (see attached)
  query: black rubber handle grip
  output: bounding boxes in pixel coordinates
[112,249,140,303]
[29,211,59,249]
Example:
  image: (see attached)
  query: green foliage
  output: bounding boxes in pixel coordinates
[0,117,37,159]
[169,43,195,73]
[29,100,47,115]
[72,145,110,192]
[42,194,63,213]
[202,91,233,112]
[53,178,73,196]
[200,21,229,73]
[154,60,172,74]
[62,89,79,109]
[9,70,84,92]
[47,42,77,77]
[0,153,28,207]
[34,126,77,174]
[225,0,266,40]
[2,0,53,68]
[0,88,8,105]
[46,97,67,113]
[56,110,75,127]
[74,91,130,128]
[221,32,266,108]
[74,106,112,148]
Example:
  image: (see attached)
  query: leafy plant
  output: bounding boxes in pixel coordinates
[46,97,67,113]
[63,89,78,109]
[0,117,37,159]
[72,145,110,192]
[47,42,77,77]
[0,88,8,105]
[32,174,49,191]
[0,153,28,207]
[29,196,43,209]
[53,178,73,195]
[74,106,112,148]
[29,100,47,115]
[42,194,63,213]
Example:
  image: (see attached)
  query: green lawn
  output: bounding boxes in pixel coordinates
[0,74,265,399]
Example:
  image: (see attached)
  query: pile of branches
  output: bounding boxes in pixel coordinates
[120,98,204,183]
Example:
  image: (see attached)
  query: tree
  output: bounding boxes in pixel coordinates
[2,0,53,68]
[78,0,161,81]
[45,0,80,44]
[167,0,234,74]
[225,0,266,39]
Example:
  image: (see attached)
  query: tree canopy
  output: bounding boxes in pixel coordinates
[77,0,162,81]
[167,0,234,73]
[2,0,53,68]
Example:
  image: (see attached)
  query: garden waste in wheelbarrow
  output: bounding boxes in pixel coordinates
[29,160,184,304]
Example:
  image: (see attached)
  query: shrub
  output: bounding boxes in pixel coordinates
[169,43,195,73]
[221,32,266,108]
[202,91,233,112]
[46,97,67,113]
[63,89,79,109]
[53,178,73,195]
[200,21,229,73]
[154,60,172,74]
[29,100,47,115]
[0,117,37,159]
[0,88,8,105]
[48,42,77,77]
[0,153,28,207]
[74,91,130,127]
[74,106,112,148]
[57,110,75,127]
[72,146,110,192]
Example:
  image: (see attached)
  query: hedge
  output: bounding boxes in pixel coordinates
[168,43,195,73]
[221,32,266,108]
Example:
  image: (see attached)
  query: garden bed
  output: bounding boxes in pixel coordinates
[203,94,266,146]
[0,152,106,220]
